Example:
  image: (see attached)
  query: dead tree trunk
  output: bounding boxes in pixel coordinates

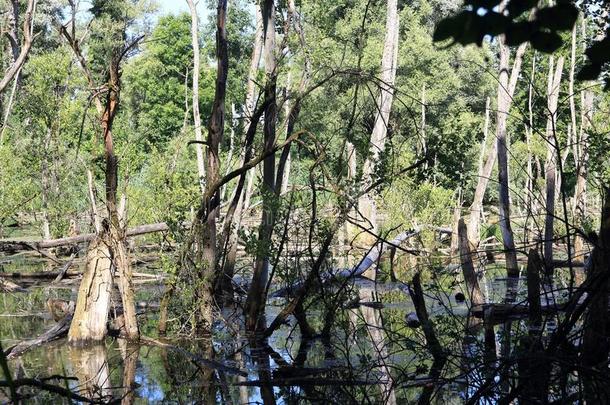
[496,37,524,277]
[68,236,113,342]
[543,56,564,276]
[187,0,206,195]
[64,6,140,341]
[358,0,399,279]
[0,0,36,95]
[467,43,526,249]
[524,52,537,244]
[40,127,52,240]
[573,20,594,261]
[458,218,484,307]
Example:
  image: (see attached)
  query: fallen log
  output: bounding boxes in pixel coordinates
[0,222,174,252]
[271,228,420,298]
[0,377,107,404]
[5,303,74,359]
[0,279,27,292]
[4,300,161,360]
[471,302,568,325]
[0,270,82,279]
[0,269,164,280]
[233,378,371,387]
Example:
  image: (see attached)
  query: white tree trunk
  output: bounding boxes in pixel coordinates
[359,0,399,279]
[467,42,527,249]
[187,0,206,195]
[496,37,522,277]
[543,56,564,273]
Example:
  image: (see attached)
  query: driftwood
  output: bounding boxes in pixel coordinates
[53,254,76,283]
[0,222,173,252]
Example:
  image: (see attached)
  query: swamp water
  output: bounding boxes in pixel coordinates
[0,254,576,404]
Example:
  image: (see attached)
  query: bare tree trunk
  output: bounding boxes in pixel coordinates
[458,219,484,307]
[65,12,140,341]
[524,53,537,244]
[186,0,207,195]
[245,0,278,332]
[191,0,229,331]
[467,42,526,248]
[420,83,427,158]
[573,19,594,260]
[220,103,237,201]
[496,37,524,277]
[543,56,564,275]
[0,70,19,141]
[218,7,263,304]
[68,237,113,342]
[0,0,36,95]
[280,88,292,195]
[450,189,462,261]
[41,127,52,240]
[358,0,399,279]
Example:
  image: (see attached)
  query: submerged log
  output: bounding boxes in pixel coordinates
[471,302,568,324]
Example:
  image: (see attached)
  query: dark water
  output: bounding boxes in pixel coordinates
[0,254,576,404]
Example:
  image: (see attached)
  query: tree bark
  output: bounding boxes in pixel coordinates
[467,42,527,248]
[0,0,36,95]
[68,237,113,342]
[245,0,278,332]
[543,56,564,276]
[573,20,594,261]
[358,0,399,279]
[496,37,525,277]
[191,0,229,332]
[186,0,207,195]
[458,218,484,306]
